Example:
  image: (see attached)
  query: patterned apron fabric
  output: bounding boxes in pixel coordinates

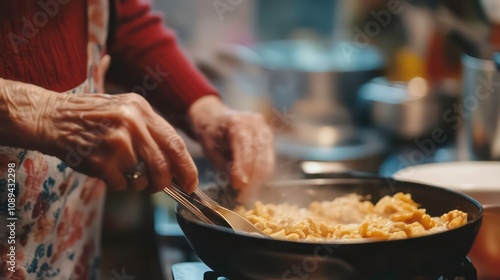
[1,0,109,279]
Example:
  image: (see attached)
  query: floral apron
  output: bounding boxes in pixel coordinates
[1,0,109,279]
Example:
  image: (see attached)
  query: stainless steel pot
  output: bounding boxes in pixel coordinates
[234,40,385,126]
[461,54,500,160]
[357,77,454,140]
[274,127,387,172]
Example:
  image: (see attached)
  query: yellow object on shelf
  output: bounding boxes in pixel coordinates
[387,46,427,82]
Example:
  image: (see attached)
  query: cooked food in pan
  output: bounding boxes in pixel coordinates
[236,192,467,241]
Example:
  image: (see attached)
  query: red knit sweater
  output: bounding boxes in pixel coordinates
[0,0,218,133]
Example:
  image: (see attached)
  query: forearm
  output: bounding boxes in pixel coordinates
[0,78,58,152]
[106,0,219,135]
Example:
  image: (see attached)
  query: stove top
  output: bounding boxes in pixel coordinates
[171,258,477,280]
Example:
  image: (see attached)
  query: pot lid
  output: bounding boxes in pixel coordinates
[236,40,385,72]
[275,127,387,161]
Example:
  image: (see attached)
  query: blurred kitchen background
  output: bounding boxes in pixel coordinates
[100,0,500,279]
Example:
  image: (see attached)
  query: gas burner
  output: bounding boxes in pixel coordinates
[172,258,477,280]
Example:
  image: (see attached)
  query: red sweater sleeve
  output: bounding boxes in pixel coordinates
[106,0,219,135]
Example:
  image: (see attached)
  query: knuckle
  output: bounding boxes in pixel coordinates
[105,130,132,152]
[168,134,187,154]
[252,113,265,122]
[116,103,137,122]
[257,126,274,144]
[125,93,148,106]
[227,123,240,136]
[149,114,170,129]
[227,115,241,127]
[152,155,170,173]
[121,93,150,113]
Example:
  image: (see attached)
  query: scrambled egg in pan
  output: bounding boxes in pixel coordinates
[236,193,467,241]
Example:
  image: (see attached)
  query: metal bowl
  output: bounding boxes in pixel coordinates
[357,77,453,140]
[235,40,384,125]
[393,161,500,205]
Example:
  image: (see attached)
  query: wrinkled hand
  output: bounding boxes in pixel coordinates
[188,96,275,193]
[35,92,198,192]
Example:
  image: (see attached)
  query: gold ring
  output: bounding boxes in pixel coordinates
[125,161,146,179]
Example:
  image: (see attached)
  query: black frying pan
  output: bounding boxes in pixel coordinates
[176,177,483,280]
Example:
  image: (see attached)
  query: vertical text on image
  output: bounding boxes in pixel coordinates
[6,162,17,272]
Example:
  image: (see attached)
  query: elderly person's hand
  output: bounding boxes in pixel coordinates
[1,79,274,194]
[188,96,275,193]
[1,79,198,193]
